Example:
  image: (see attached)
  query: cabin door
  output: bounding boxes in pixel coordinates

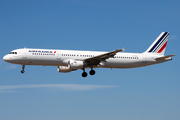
[56,51,61,60]
[22,48,27,58]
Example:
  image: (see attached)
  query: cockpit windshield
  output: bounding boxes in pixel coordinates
[9,52,17,54]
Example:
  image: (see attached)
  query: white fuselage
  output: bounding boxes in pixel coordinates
[3,48,168,69]
[3,32,174,77]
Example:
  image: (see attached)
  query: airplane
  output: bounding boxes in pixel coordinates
[3,32,175,77]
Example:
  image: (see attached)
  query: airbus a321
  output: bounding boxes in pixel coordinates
[3,32,175,77]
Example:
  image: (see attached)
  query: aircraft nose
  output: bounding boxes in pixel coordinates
[3,55,10,62]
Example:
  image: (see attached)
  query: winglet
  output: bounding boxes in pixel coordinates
[113,48,125,53]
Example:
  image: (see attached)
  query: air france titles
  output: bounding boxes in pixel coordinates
[29,50,53,54]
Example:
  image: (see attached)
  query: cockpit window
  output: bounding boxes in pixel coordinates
[9,52,17,54]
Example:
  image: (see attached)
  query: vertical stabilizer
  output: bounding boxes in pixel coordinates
[145,32,169,55]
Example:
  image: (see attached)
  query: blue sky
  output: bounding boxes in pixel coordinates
[0,0,180,120]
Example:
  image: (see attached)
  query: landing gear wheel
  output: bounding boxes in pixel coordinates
[21,65,25,74]
[89,70,95,75]
[82,72,88,77]
[21,70,25,73]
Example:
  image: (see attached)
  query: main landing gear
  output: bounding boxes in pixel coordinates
[82,68,96,77]
[21,65,25,73]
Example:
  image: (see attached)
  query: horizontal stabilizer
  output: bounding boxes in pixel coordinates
[155,54,175,60]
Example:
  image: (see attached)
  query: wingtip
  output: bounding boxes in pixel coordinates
[116,48,125,52]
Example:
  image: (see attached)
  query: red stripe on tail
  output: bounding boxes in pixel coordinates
[157,41,167,53]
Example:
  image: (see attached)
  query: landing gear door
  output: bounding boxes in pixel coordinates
[22,48,27,58]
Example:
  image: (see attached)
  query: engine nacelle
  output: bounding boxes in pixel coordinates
[57,66,72,73]
[69,60,84,69]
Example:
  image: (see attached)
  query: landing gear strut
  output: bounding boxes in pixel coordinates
[21,65,25,73]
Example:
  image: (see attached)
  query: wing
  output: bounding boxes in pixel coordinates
[84,48,125,67]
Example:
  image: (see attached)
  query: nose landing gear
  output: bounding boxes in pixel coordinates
[21,65,25,73]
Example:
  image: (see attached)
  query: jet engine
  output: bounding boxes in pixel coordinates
[69,60,84,69]
[58,60,84,73]
[57,66,72,73]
